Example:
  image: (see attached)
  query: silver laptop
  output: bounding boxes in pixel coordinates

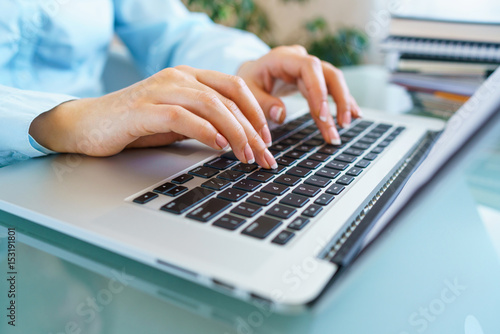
[0,69,497,313]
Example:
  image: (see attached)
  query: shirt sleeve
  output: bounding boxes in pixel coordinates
[0,85,75,168]
[113,0,271,77]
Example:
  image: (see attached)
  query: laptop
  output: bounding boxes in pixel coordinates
[0,68,497,313]
[1,99,500,334]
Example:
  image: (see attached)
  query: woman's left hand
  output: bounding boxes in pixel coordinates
[237,45,362,145]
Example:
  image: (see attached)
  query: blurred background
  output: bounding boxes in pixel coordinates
[178,0,500,119]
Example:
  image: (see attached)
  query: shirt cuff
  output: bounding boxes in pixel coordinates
[28,135,57,155]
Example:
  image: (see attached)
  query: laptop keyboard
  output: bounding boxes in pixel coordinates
[131,114,405,245]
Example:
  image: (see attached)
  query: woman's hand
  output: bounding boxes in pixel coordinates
[237,45,361,145]
[29,65,278,169]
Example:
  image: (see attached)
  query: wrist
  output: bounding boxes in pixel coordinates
[29,99,87,153]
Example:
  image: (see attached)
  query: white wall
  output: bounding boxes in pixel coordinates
[256,0,402,64]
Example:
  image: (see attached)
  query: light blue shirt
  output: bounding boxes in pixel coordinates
[0,0,270,167]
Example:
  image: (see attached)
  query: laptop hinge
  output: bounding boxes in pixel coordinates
[319,130,442,267]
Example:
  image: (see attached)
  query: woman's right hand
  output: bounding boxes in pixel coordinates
[29,65,278,169]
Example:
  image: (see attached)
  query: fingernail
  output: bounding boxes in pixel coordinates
[215,133,229,150]
[319,101,329,122]
[270,106,283,123]
[244,143,255,164]
[328,126,341,145]
[358,110,364,118]
[260,124,272,147]
[342,113,351,128]
[264,148,278,169]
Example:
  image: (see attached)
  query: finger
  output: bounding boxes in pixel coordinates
[246,82,287,125]
[322,61,352,128]
[191,70,277,169]
[194,69,273,147]
[137,105,231,151]
[262,52,330,124]
[350,95,362,119]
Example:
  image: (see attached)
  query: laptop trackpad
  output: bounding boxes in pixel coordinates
[92,205,270,276]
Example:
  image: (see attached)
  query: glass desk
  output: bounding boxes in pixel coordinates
[1,66,500,334]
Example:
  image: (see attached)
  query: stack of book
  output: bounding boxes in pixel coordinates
[382,7,500,118]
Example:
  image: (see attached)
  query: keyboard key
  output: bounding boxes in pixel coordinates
[356,120,374,128]
[365,132,383,140]
[290,132,308,140]
[288,217,310,230]
[172,174,193,184]
[317,145,339,155]
[281,138,300,146]
[378,140,391,148]
[217,170,245,182]
[247,192,277,206]
[385,135,396,141]
[164,186,189,197]
[302,204,323,217]
[161,187,214,214]
[371,147,384,154]
[284,150,307,159]
[133,192,158,204]
[325,161,349,171]
[298,159,321,169]
[267,204,297,219]
[286,166,312,178]
[247,171,275,183]
[293,184,321,197]
[275,174,301,186]
[213,214,246,230]
[221,151,238,160]
[326,184,345,195]
[342,130,361,138]
[280,193,310,208]
[351,142,371,150]
[266,165,287,174]
[217,188,248,202]
[340,136,352,143]
[276,156,296,166]
[336,175,355,185]
[270,143,290,152]
[232,163,259,173]
[316,168,340,179]
[303,139,323,147]
[202,178,231,191]
[272,230,295,245]
[261,183,289,196]
[346,167,363,176]
[231,202,262,217]
[153,182,176,194]
[242,216,282,239]
[189,166,219,178]
[355,160,371,168]
[359,137,377,145]
[233,179,262,192]
[304,175,332,188]
[308,153,330,162]
[343,148,364,156]
[187,198,231,222]
[295,144,315,153]
[335,154,357,163]
[363,153,378,161]
[205,157,237,170]
[269,149,281,157]
[315,193,335,205]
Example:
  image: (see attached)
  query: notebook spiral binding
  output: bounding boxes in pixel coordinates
[382,36,500,63]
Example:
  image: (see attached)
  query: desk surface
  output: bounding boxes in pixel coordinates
[1,66,500,334]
